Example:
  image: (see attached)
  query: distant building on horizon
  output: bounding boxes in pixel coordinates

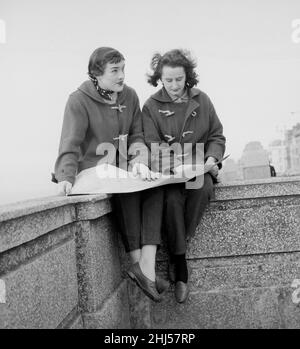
[220,122,300,183]
[219,158,242,182]
[267,123,300,176]
[220,141,271,182]
[239,141,270,180]
[285,123,300,175]
[268,139,288,176]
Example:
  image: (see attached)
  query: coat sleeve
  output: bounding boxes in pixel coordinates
[53,95,88,184]
[204,97,226,169]
[127,92,149,167]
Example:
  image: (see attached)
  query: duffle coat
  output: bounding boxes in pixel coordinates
[142,87,226,254]
[142,87,226,173]
[53,80,148,184]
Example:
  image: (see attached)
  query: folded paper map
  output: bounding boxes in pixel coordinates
[69,155,229,195]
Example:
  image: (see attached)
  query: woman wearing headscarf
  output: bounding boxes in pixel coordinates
[142,49,226,303]
[53,47,168,302]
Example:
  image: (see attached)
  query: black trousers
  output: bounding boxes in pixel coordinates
[164,173,214,255]
[112,187,164,253]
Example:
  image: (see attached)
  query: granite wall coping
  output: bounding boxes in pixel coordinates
[1,176,299,223]
[0,176,299,253]
[215,176,300,200]
[217,175,300,187]
[0,194,113,253]
[0,194,110,223]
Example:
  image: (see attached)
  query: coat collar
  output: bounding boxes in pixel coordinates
[151,87,201,103]
[78,80,129,104]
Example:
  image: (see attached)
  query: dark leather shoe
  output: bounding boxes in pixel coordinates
[156,277,170,294]
[127,263,162,302]
[175,281,189,303]
[168,262,176,283]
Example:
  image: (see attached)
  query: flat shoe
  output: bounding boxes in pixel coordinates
[175,281,189,303]
[127,263,162,302]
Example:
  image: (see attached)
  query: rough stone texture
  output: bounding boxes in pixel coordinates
[215,178,300,201]
[1,178,300,329]
[56,306,83,329]
[219,175,300,186]
[188,196,300,259]
[118,235,154,329]
[156,253,300,291]
[76,196,112,221]
[0,224,75,275]
[127,278,152,329]
[144,183,300,329]
[0,194,109,222]
[0,206,76,253]
[0,240,78,329]
[188,253,300,291]
[0,194,112,254]
[83,280,131,329]
[76,216,123,313]
[0,193,121,329]
[117,234,132,276]
[67,315,84,329]
[148,252,300,329]
[156,195,300,262]
[150,285,300,329]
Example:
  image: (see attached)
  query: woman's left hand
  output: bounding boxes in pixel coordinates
[132,163,160,181]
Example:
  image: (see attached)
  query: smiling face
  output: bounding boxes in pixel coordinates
[161,65,186,99]
[97,60,125,92]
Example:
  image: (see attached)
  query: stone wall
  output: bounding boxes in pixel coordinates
[126,177,300,329]
[1,176,300,329]
[0,195,130,329]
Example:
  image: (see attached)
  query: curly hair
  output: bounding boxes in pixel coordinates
[88,47,125,77]
[147,49,199,88]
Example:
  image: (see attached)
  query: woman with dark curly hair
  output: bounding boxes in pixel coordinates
[53,47,169,302]
[142,49,226,303]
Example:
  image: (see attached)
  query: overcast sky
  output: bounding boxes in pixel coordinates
[0,0,300,205]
